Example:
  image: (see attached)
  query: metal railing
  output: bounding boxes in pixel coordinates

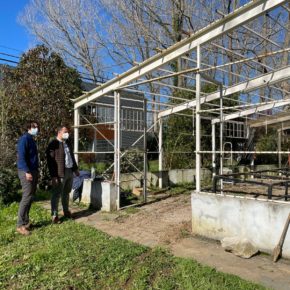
[212,168,290,201]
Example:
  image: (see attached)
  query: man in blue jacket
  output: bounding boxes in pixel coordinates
[16,121,39,235]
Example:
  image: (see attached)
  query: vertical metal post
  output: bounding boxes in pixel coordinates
[93,104,97,155]
[268,185,273,200]
[74,107,80,164]
[246,125,250,139]
[195,45,201,193]
[158,117,163,189]
[212,122,216,178]
[251,156,255,179]
[192,107,195,136]
[143,99,147,202]
[278,130,282,169]
[219,85,224,193]
[114,91,121,210]
[230,142,233,166]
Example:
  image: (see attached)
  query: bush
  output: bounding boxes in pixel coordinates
[0,168,21,204]
[255,128,278,164]
[79,161,110,174]
[121,148,143,173]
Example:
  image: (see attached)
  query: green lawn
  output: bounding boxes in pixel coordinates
[0,203,266,290]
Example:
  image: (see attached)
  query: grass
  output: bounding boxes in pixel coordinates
[34,188,51,201]
[78,160,109,174]
[0,203,267,290]
[148,160,159,172]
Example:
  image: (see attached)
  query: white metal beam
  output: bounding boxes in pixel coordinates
[119,47,289,91]
[114,91,121,210]
[158,66,290,118]
[196,45,201,192]
[212,123,216,177]
[158,118,163,189]
[278,130,282,168]
[250,115,290,128]
[73,0,287,109]
[212,98,290,124]
[74,108,80,163]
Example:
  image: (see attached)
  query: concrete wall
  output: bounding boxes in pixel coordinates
[119,164,279,190]
[120,168,212,190]
[191,192,290,258]
[81,179,117,211]
[238,164,278,174]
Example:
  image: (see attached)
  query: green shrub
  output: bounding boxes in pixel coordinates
[149,159,159,172]
[79,161,110,174]
[121,148,143,173]
[0,168,21,204]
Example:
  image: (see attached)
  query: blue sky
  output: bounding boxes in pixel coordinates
[0,1,31,61]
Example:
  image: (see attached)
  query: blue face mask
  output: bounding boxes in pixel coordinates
[30,128,38,136]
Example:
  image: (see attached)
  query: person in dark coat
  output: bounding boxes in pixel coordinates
[16,120,39,235]
[46,125,79,223]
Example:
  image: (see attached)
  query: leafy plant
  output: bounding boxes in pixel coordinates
[2,45,82,182]
[0,168,21,204]
[121,148,144,173]
[78,161,110,175]
[255,128,278,164]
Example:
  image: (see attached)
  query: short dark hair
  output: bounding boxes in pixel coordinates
[56,124,70,133]
[25,120,38,132]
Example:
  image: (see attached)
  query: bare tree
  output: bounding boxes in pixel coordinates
[99,0,202,129]
[19,0,289,97]
[19,0,105,83]
[100,0,199,65]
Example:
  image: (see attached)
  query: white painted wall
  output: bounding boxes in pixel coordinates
[191,192,290,258]
[81,179,117,211]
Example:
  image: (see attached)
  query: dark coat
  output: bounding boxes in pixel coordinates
[46,138,78,178]
[17,133,39,172]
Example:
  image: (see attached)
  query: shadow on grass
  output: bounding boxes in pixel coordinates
[71,207,99,219]
[31,220,53,229]
[120,191,140,208]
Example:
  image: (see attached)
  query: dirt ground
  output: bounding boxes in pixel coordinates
[41,194,290,290]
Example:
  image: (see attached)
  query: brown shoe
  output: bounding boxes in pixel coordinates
[24,222,32,230]
[52,216,60,224]
[16,226,31,236]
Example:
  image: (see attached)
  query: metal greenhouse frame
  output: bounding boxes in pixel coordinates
[73,0,290,209]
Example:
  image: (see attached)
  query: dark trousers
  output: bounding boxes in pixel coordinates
[17,170,38,227]
[51,168,73,217]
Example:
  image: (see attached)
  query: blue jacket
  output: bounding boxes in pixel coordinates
[17,133,39,172]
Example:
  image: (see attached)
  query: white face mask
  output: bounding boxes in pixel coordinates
[30,128,38,136]
[62,132,69,140]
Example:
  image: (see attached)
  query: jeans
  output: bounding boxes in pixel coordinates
[51,168,73,216]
